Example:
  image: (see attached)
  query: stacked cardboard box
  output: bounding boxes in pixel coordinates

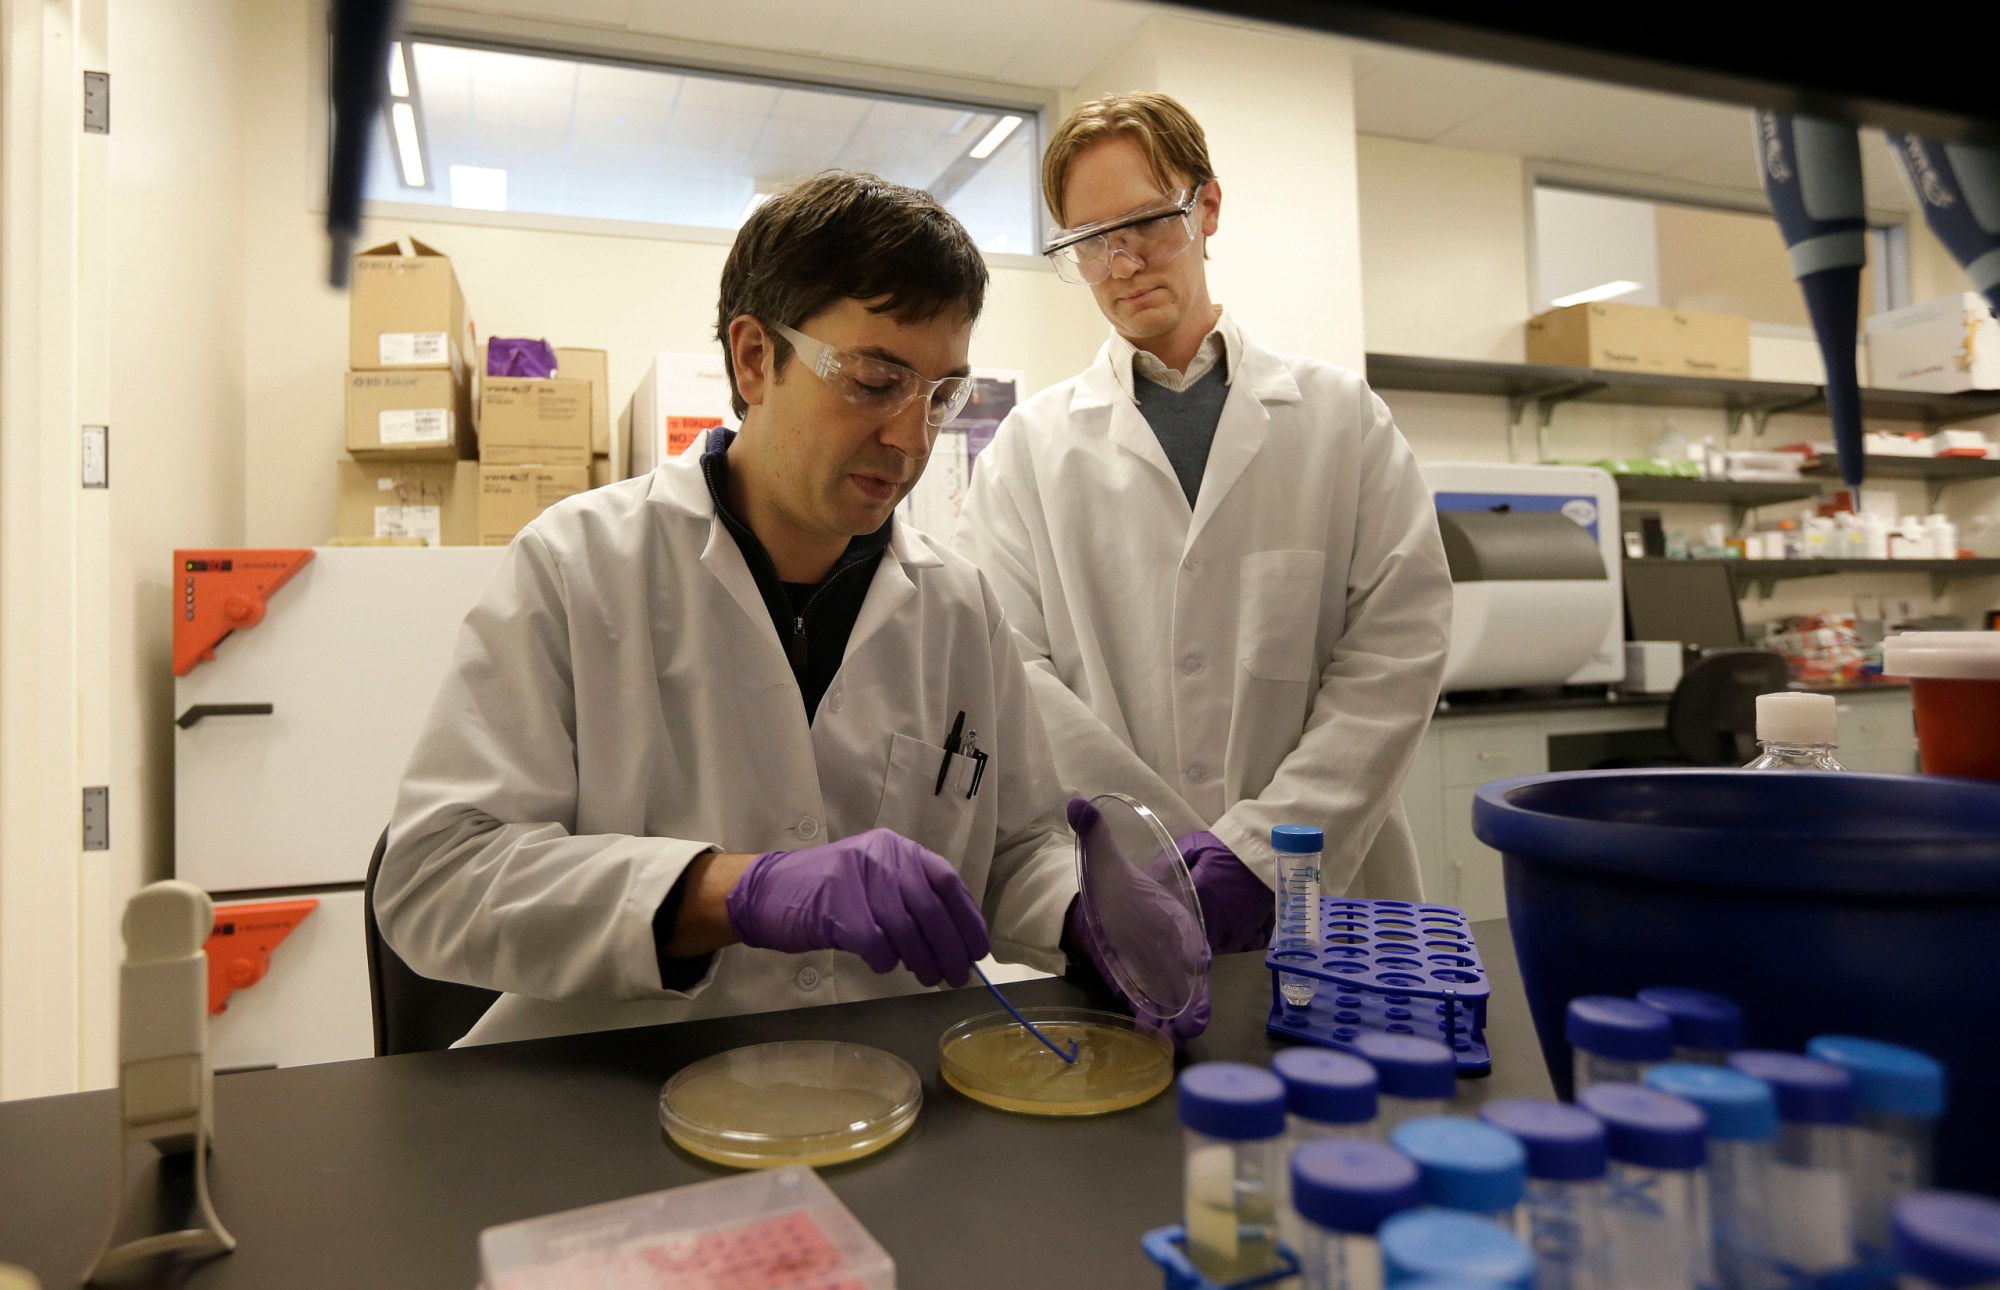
[1526,302,1750,378]
[475,345,595,545]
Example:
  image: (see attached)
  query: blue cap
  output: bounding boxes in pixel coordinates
[1379,1208,1534,1288]
[1390,1116,1528,1214]
[1177,1062,1285,1141]
[1727,1051,1858,1125]
[1274,1047,1377,1125]
[1636,986,1745,1052]
[1477,1099,1607,1181]
[1807,1036,1946,1119]
[1577,1084,1707,1170]
[1565,996,1674,1062]
[1644,1064,1778,1143]
[1352,1032,1456,1101]
[1893,1192,2000,1287]
[1289,1138,1421,1235]
[1272,825,1324,854]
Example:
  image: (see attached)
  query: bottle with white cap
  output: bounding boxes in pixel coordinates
[1892,1192,2000,1290]
[1743,693,1846,770]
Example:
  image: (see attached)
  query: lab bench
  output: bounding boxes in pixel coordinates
[0,924,1552,1290]
[1402,685,1918,919]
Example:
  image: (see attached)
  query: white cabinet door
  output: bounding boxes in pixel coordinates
[1441,786,1509,921]
[1439,719,1548,788]
[1399,731,1447,902]
[209,890,373,1070]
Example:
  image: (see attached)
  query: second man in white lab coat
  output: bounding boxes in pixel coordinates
[953,93,1452,939]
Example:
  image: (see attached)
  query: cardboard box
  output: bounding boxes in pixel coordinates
[1865,293,2000,393]
[478,464,590,545]
[1670,309,1750,379]
[1748,325,1872,386]
[590,456,612,490]
[334,460,479,546]
[554,347,612,458]
[345,370,474,460]
[1526,302,1675,374]
[349,238,478,374]
[478,378,594,467]
[628,352,733,475]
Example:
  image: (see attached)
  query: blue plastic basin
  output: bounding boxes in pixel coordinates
[1472,769,2000,1196]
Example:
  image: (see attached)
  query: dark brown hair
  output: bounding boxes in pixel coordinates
[715,170,988,416]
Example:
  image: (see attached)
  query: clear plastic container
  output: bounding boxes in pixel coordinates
[1728,1051,1859,1276]
[1893,1191,2000,1290]
[1635,986,1745,1066]
[1479,1098,1610,1290]
[1378,1207,1535,1289]
[1808,1035,1946,1263]
[478,1165,893,1290]
[1274,826,1324,1011]
[1566,996,1673,1092]
[1181,1062,1288,1285]
[657,1041,921,1169]
[1289,1138,1422,1290]
[1351,1032,1455,1140]
[1646,1063,1786,1290]
[1578,1083,1714,1290]
[1389,1116,1527,1234]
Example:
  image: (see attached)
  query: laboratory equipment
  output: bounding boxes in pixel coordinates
[1807,1035,1946,1262]
[479,1166,893,1290]
[1274,826,1325,1010]
[1565,997,1672,1091]
[1181,1063,1289,1285]
[1389,1117,1527,1230]
[1621,561,1749,653]
[1726,1051,1859,1276]
[1470,767,2000,1194]
[1887,135,2000,321]
[1075,792,1211,1026]
[1276,1047,1378,1142]
[1423,463,1624,693]
[1378,1209,1535,1289]
[1635,987,1743,1065]
[1892,1192,2000,1290]
[1576,1083,1712,1290]
[1478,1098,1609,1290]
[1742,693,1846,770]
[1883,632,2000,781]
[1352,1034,1458,1136]
[1645,1063,1784,1290]
[1289,1138,1422,1290]
[657,1041,921,1169]
[938,1007,1172,1116]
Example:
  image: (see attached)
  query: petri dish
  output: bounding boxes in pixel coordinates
[659,1041,922,1169]
[939,1007,1174,1116]
[1075,792,1210,1022]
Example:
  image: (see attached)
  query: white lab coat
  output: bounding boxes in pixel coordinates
[952,320,1450,899]
[378,446,1077,1046]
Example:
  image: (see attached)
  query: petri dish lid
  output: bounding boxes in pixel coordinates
[659,1041,922,1169]
[1073,793,1210,1020]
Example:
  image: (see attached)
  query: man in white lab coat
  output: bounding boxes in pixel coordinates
[953,94,1452,936]
[377,173,1082,1046]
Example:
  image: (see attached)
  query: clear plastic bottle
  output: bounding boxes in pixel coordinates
[1807,1036,1946,1264]
[1479,1098,1610,1290]
[1646,1063,1786,1290]
[1390,1116,1528,1235]
[1727,1051,1860,1277]
[1351,1033,1456,1138]
[1180,1062,1288,1284]
[1273,826,1324,1011]
[1577,1083,1714,1290]
[1378,1208,1536,1289]
[1892,1191,2000,1290]
[1742,693,1847,770]
[1635,986,1744,1066]
[1566,996,1673,1092]
[1277,1048,1380,1254]
[1289,1137,1422,1290]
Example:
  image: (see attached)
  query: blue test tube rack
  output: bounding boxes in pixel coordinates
[1263,898,1493,1075]
[1140,1226,1301,1290]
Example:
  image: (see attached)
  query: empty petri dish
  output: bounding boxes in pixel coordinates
[939,1007,1174,1116]
[659,1041,922,1169]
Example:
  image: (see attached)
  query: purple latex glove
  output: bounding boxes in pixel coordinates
[486,337,557,378]
[1068,798,1212,1047]
[724,828,991,988]
[1178,832,1277,956]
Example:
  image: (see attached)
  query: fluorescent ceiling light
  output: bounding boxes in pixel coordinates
[387,42,410,99]
[1551,279,1643,308]
[390,101,426,188]
[968,115,1022,161]
[449,164,507,212]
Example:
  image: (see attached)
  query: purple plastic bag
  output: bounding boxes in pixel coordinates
[486,338,557,378]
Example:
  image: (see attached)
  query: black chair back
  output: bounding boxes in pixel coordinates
[363,828,501,1055]
[1665,648,1793,765]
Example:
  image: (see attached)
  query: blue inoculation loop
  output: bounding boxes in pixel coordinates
[973,964,1078,1064]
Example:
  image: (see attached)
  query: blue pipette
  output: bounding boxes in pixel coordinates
[971,964,1078,1063]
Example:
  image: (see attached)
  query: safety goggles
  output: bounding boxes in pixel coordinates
[773,322,974,427]
[1043,185,1203,286]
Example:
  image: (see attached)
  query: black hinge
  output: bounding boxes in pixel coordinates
[82,71,108,134]
[83,787,109,851]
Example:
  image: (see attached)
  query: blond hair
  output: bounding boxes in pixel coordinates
[1041,92,1217,228]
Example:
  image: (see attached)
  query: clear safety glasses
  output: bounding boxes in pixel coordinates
[1043,185,1204,286]
[772,322,975,427]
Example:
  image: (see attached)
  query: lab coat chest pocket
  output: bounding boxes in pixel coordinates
[1237,550,1326,683]
[873,732,980,861]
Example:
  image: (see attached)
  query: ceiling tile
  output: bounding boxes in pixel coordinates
[573,62,682,105]
[424,0,637,27]
[771,87,873,126]
[1436,81,1751,174]
[1662,141,1762,191]
[674,74,779,116]
[571,93,676,137]
[994,1,1150,87]
[624,0,857,55]
[668,105,769,152]
[469,83,578,131]
[1861,130,1916,213]
[1352,50,1536,142]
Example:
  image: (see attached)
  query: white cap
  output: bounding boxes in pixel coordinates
[1883,631,2000,680]
[1757,692,1837,745]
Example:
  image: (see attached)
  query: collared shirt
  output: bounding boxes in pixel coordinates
[1108,305,1239,400]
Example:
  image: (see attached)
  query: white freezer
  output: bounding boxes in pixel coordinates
[209,889,372,1069]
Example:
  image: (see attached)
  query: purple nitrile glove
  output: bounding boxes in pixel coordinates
[1067,798,1213,1047]
[1178,832,1277,956]
[724,828,991,988]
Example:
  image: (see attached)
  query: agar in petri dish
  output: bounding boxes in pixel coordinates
[659,1041,922,1169]
[939,1007,1174,1116]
